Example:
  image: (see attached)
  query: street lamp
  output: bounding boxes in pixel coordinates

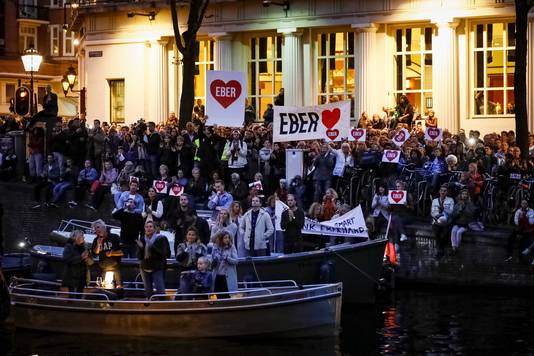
[61,65,86,115]
[21,46,42,116]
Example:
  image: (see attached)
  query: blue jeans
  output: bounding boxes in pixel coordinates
[51,181,73,203]
[140,269,166,299]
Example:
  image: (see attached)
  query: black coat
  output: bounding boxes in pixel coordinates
[137,234,170,272]
[62,240,90,289]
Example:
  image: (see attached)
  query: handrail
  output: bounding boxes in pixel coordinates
[149,287,274,301]
[10,286,110,301]
[57,219,120,232]
[238,280,298,287]
[10,277,61,288]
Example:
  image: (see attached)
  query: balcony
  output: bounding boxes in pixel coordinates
[17,3,49,22]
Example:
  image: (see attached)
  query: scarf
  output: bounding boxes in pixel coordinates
[144,234,158,260]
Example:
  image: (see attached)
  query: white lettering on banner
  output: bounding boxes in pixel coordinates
[273,101,351,142]
[276,200,368,238]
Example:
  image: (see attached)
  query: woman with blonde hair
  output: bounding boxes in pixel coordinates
[210,208,238,244]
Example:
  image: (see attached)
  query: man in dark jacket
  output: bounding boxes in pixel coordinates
[146,121,161,179]
[136,220,169,299]
[228,173,248,204]
[281,194,305,254]
[312,143,336,202]
[32,154,61,208]
[112,204,144,258]
[90,219,123,288]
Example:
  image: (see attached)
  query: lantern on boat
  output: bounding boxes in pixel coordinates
[104,271,115,289]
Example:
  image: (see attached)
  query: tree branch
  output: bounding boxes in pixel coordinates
[170,0,186,53]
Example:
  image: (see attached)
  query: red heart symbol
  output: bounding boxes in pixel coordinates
[171,185,183,196]
[427,128,440,140]
[394,131,405,143]
[210,80,242,109]
[385,150,399,161]
[351,128,365,140]
[154,181,165,192]
[321,108,341,129]
[391,190,405,203]
[326,129,339,140]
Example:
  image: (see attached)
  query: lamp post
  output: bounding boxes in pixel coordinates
[21,47,42,116]
[61,65,86,116]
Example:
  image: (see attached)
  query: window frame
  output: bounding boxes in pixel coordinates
[4,83,17,105]
[247,33,283,121]
[108,79,125,124]
[63,29,74,56]
[193,38,215,107]
[391,25,434,116]
[50,0,64,8]
[314,30,356,106]
[470,19,516,118]
[19,24,38,52]
[50,24,60,56]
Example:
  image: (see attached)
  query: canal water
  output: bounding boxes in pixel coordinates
[1,289,534,356]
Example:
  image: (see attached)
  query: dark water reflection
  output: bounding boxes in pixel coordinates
[2,290,534,356]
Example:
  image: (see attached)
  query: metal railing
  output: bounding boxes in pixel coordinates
[17,3,49,21]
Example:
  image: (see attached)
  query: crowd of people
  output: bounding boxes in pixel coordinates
[2,92,534,298]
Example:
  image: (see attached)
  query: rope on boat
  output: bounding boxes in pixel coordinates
[328,249,381,286]
[248,257,263,288]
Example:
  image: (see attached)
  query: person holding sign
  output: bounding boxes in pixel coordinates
[226,130,248,179]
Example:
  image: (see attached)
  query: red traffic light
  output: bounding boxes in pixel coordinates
[14,86,31,116]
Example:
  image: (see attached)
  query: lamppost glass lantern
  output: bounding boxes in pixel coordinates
[21,47,42,73]
[66,65,77,89]
[61,75,71,96]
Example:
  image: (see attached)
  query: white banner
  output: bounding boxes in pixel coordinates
[388,190,407,205]
[348,127,367,142]
[275,200,368,238]
[392,128,410,147]
[152,180,167,194]
[205,71,246,127]
[168,184,184,197]
[425,127,443,142]
[382,149,401,163]
[273,101,351,143]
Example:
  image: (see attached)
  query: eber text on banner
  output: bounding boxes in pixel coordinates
[273,101,351,142]
[205,71,246,127]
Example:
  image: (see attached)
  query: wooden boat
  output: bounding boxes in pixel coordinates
[9,278,342,338]
[35,218,386,304]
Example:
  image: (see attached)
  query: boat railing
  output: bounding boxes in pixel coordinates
[57,219,120,233]
[148,288,273,301]
[9,278,111,301]
[239,280,298,288]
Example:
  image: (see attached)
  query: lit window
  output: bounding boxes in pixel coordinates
[19,24,38,52]
[472,21,515,116]
[50,25,60,56]
[248,35,282,120]
[5,84,16,104]
[392,27,433,116]
[50,0,64,8]
[317,32,355,106]
[193,39,214,114]
[109,79,125,124]
[63,30,74,56]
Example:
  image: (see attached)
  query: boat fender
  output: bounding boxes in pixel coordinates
[319,259,335,283]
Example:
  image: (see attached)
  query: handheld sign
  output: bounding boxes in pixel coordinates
[425,127,443,142]
[152,180,167,194]
[382,150,401,163]
[388,190,407,205]
[206,71,246,127]
[392,128,410,147]
[168,184,184,197]
[273,101,350,142]
[348,127,366,142]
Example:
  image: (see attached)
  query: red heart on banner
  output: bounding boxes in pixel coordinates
[171,185,183,196]
[326,129,339,140]
[351,128,365,140]
[210,80,242,108]
[394,131,405,143]
[154,181,166,193]
[390,190,405,203]
[321,108,341,129]
[427,128,441,140]
[385,150,399,161]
